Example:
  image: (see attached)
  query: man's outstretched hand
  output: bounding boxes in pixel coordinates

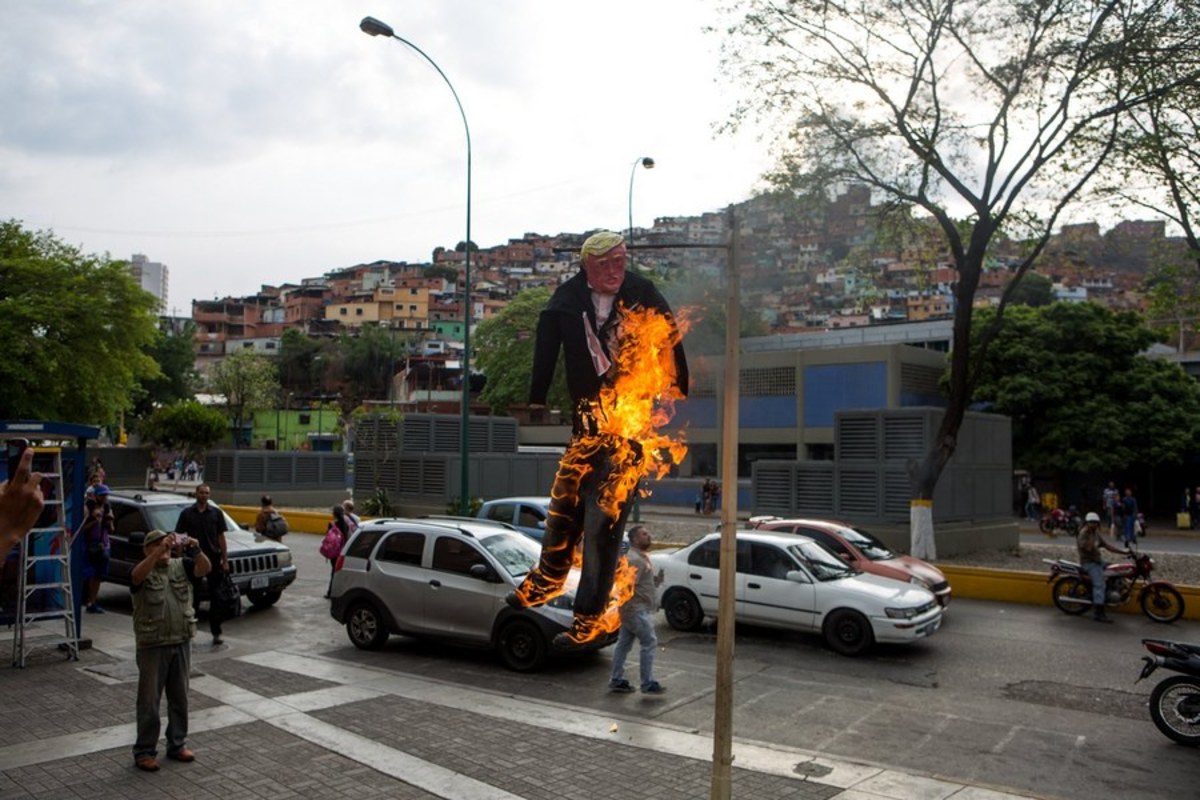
[0,449,45,561]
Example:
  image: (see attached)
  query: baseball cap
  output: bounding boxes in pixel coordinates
[92,483,110,496]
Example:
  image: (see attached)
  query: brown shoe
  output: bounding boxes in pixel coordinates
[134,755,160,772]
[167,747,195,762]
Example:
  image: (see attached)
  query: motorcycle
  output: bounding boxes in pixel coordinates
[1136,638,1200,745]
[1039,506,1081,537]
[1043,546,1185,623]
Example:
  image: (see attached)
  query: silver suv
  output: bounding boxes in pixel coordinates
[329,517,612,671]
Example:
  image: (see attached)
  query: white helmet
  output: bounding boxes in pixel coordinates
[1085,512,1101,523]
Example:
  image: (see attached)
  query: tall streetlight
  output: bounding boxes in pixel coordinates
[627,156,655,242]
[360,15,474,515]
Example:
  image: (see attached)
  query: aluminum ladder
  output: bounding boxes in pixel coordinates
[11,447,79,667]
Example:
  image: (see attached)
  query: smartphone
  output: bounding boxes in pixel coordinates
[5,438,30,482]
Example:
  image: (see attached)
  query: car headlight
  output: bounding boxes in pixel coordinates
[276,550,293,568]
[885,606,920,620]
[910,576,928,588]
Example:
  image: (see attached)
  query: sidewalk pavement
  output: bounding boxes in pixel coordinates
[0,616,1036,800]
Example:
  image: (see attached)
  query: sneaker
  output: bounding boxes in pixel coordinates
[609,679,634,693]
[167,747,195,762]
[642,681,666,694]
[212,635,224,646]
[134,755,160,772]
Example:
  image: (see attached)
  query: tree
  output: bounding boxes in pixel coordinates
[137,400,228,461]
[425,264,458,282]
[969,302,1200,475]
[1143,262,1200,351]
[1009,273,1054,308]
[0,220,160,423]
[208,350,278,448]
[132,321,200,418]
[1099,3,1200,271]
[334,325,411,412]
[719,1,1200,556]
[277,328,323,396]
[474,288,570,414]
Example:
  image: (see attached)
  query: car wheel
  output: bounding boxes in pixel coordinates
[497,618,547,672]
[823,608,874,656]
[247,589,282,609]
[345,601,389,650]
[663,589,704,632]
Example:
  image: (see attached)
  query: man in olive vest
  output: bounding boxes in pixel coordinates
[131,529,211,772]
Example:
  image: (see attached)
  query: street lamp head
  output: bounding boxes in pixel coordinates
[360,16,395,38]
[641,157,655,169]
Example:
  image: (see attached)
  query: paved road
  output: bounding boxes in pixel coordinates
[88,530,1200,800]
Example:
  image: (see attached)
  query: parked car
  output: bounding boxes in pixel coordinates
[658,530,943,656]
[749,516,951,606]
[476,497,551,541]
[328,517,613,671]
[104,491,297,609]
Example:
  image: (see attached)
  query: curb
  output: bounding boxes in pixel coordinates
[937,564,1200,620]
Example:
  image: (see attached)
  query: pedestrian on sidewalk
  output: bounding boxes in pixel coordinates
[1120,487,1139,546]
[131,529,210,772]
[609,525,666,694]
[80,484,114,613]
[254,495,289,540]
[174,484,230,646]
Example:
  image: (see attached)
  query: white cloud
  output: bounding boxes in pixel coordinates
[1,0,771,312]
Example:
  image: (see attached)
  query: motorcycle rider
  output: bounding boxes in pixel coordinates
[1077,511,1127,623]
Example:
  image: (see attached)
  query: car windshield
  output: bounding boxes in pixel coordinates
[839,526,894,561]
[144,503,241,533]
[786,540,857,581]
[479,533,540,578]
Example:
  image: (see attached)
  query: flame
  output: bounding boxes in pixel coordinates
[554,304,688,643]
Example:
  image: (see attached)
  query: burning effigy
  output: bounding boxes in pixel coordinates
[507,231,688,646]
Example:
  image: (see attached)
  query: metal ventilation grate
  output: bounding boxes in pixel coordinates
[883,416,925,460]
[740,366,796,396]
[796,467,834,514]
[838,417,878,461]
[839,469,878,513]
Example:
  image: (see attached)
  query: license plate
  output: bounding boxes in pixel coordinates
[250,576,269,590]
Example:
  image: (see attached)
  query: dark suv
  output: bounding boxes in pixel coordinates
[104,491,297,608]
[329,517,613,671]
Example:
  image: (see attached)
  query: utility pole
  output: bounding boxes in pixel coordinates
[710,207,740,799]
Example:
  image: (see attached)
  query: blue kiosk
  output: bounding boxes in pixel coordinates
[1,420,100,651]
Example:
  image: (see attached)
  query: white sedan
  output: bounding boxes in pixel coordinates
[657,530,943,656]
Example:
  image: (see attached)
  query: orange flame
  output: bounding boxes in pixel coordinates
[556,304,688,643]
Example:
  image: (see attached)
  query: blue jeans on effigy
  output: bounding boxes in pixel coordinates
[133,641,191,759]
[1082,561,1106,609]
[611,609,658,690]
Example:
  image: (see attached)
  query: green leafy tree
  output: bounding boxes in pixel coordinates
[1143,262,1200,351]
[0,220,160,423]
[970,303,1200,475]
[425,264,458,282]
[474,288,569,414]
[718,1,1200,556]
[138,400,228,461]
[332,325,411,414]
[209,350,279,448]
[1008,273,1054,308]
[133,321,200,418]
[277,328,323,395]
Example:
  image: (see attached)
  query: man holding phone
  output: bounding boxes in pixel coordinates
[130,528,210,772]
[1,441,44,562]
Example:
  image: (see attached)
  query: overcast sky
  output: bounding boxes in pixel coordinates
[1,1,773,314]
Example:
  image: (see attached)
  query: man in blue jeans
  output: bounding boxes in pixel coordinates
[1077,512,1126,624]
[609,525,665,694]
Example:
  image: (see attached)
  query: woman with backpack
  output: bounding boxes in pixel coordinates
[253,495,289,540]
[320,505,351,598]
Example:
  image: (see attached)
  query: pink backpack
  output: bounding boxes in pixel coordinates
[319,525,345,560]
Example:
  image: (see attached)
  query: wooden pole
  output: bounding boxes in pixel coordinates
[710,206,740,799]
